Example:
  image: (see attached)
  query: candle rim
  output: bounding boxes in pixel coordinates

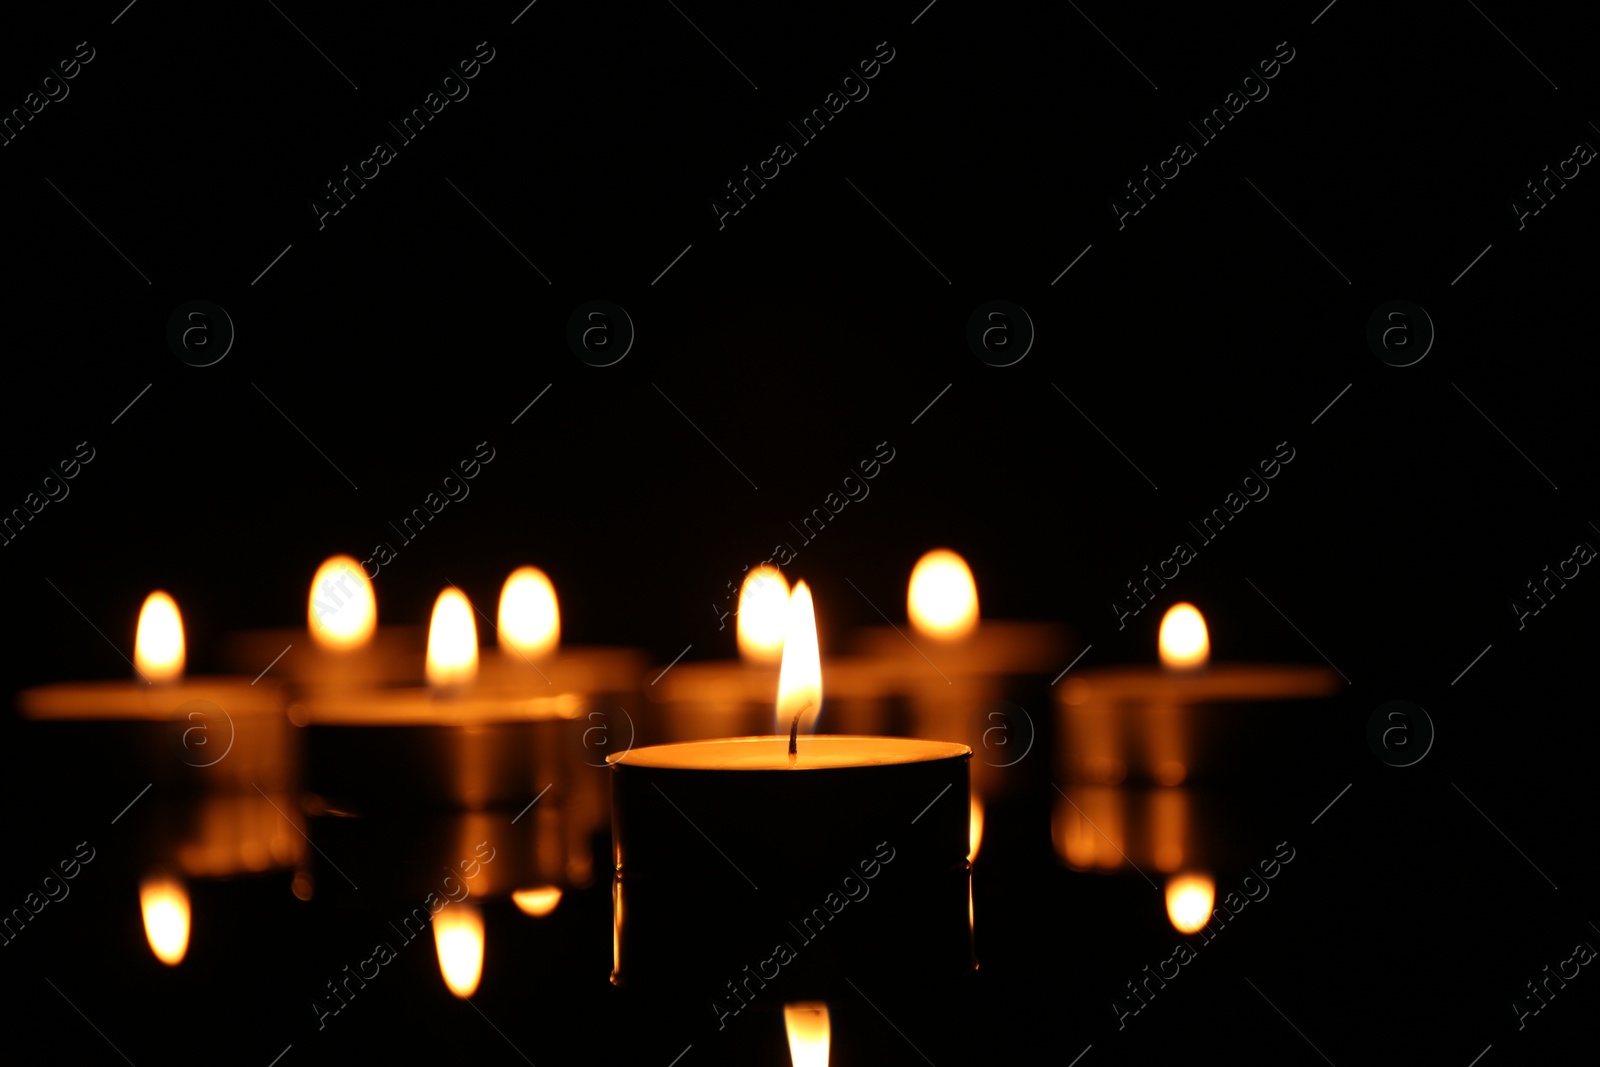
[609,734,970,769]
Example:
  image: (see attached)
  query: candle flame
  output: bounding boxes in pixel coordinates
[1159,603,1209,669]
[784,1002,831,1067]
[1165,873,1215,934]
[426,588,479,687]
[907,549,978,640]
[776,581,822,736]
[307,555,377,650]
[134,591,185,683]
[498,567,560,659]
[433,903,485,998]
[139,874,190,965]
[969,795,984,861]
[511,886,563,917]
[736,565,790,664]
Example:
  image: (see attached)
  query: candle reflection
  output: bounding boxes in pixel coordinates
[511,886,563,917]
[433,902,485,998]
[784,1001,831,1067]
[1165,873,1215,933]
[139,874,190,965]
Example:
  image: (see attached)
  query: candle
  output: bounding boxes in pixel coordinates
[849,549,1072,837]
[18,590,292,794]
[18,590,303,964]
[223,555,426,691]
[1052,602,1341,929]
[609,581,973,1005]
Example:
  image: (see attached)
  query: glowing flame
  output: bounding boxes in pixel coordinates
[498,567,560,659]
[511,886,563,917]
[434,903,485,998]
[307,555,376,650]
[908,549,978,640]
[736,565,790,664]
[969,795,984,861]
[139,874,190,965]
[776,581,822,736]
[1165,873,1215,934]
[134,591,185,683]
[784,1002,831,1067]
[1159,602,1209,669]
[426,588,479,687]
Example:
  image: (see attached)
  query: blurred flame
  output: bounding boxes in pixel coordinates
[1159,603,1209,669]
[1166,873,1215,934]
[736,566,790,664]
[434,903,485,997]
[498,567,560,659]
[511,886,563,917]
[776,581,822,735]
[307,555,376,650]
[969,795,984,861]
[140,874,190,965]
[427,588,479,687]
[784,1002,831,1067]
[908,549,979,640]
[135,591,185,682]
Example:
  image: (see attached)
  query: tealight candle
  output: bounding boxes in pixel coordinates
[1052,602,1341,927]
[18,590,292,794]
[609,581,973,1003]
[223,555,425,691]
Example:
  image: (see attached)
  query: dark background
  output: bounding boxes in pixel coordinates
[2,0,1597,1063]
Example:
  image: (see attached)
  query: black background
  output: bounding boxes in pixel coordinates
[2,0,1598,1063]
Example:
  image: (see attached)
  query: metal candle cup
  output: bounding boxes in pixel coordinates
[608,736,974,1002]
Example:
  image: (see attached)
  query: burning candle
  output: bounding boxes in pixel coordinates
[224,555,425,691]
[299,585,603,993]
[850,549,1072,833]
[644,566,897,745]
[1052,602,1340,921]
[609,581,974,1003]
[19,591,303,964]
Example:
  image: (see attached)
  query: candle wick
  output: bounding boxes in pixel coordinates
[788,701,811,766]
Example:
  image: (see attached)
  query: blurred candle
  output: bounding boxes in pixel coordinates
[1158,602,1209,670]
[908,549,979,641]
[498,566,560,660]
[307,555,377,652]
[426,589,479,688]
[737,565,789,664]
[134,591,185,682]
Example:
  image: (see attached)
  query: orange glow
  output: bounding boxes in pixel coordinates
[1159,603,1209,669]
[969,795,984,861]
[433,903,485,997]
[736,566,790,663]
[139,874,190,965]
[784,1002,831,1067]
[134,591,185,682]
[426,588,479,687]
[1165,873,1215,934]
[511,886,563,917]
[907,549,978,640]
[307,555,376,650]
[776,581,823,736]
[497,567,560,659]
